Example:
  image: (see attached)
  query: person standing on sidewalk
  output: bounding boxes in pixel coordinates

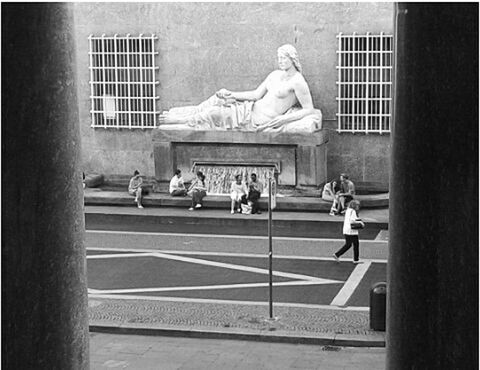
[333,200,364,264]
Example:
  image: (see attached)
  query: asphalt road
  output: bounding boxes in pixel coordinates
[86,231,388,309]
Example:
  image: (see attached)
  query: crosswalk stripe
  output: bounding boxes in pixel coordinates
[88,280,336,295]
[330,261,372,306]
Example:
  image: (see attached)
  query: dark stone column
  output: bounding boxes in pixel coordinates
[387,4,478,369]
[2,4,89,370]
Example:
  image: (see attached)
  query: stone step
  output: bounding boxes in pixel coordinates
[85,205,389,240]
[84,189,389,212]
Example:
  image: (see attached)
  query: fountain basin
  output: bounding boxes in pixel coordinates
[152,129,329,192]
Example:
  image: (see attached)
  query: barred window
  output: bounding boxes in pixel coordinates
[88,34,159,129]
[336,32,393,134]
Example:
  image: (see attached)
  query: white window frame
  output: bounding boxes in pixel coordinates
[88,34,159,129]
[336,32,393,134]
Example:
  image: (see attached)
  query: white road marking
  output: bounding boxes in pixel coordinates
[86,247,388,263]
[88,293,369,311]
[148,251,342,283]
[87,249,342,282]
[88,280,336,295]
[87,252,156,259]
[330,261,372,306]
[86,248,384,309]
[86,229,388,244]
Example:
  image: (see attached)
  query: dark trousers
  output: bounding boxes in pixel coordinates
[171,189,187,196]
[335,234,360,261]
[247,190,261,214]
[191,190,206,207]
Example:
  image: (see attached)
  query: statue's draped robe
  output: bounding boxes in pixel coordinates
[160,95,322,133]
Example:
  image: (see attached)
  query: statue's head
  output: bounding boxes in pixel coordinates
[277,44,302,74]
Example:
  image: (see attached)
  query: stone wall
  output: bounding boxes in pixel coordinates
[73,2,393,185]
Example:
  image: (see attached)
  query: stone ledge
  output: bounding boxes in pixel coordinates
[84,189,389,211]
[153,128,328,146]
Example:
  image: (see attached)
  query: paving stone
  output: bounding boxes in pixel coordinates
[91,333,386,369]
[89,298,378,339]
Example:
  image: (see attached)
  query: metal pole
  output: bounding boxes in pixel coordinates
[268,177,273,319]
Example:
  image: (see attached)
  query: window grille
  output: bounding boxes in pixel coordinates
[336,32,393,134]
[88,34,159,129]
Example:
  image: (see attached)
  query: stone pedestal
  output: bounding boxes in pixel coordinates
[387,4,478,369]
[152,129,328,187]
[2,4,89,369]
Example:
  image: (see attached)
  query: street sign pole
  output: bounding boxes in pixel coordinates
[268,177,273,319]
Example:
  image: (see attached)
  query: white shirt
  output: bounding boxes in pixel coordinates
[169,175,185,193]
[230,181,248,195]
[343,208,360,235]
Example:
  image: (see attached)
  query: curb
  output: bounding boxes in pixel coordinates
[89,323,386,348]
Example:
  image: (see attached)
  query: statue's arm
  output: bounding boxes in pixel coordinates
[218,73,272,102]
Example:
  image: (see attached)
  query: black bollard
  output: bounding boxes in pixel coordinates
[370,282,387,331]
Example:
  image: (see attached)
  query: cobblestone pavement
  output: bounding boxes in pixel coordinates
[89,297,385,346]
[90,332,386,370]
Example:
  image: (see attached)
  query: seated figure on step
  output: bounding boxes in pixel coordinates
[158,44,322,133]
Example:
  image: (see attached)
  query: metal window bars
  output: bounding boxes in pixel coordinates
[336,32,393,134]
[88,34,159,129]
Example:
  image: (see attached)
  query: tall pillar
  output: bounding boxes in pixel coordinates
[2,4,89,369]
[387,4,478,369]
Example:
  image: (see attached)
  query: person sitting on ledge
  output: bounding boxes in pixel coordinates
[187,171,207,211]
[230,174,248,214]
[322,179,340,216]
[337,173,356,215]
[158,44,322,133]
[169,169,187,197]
[247,173,263,215]
[128,170,144,209]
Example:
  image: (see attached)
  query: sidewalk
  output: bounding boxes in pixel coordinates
[90,332,386,370]
[89,296,385,347]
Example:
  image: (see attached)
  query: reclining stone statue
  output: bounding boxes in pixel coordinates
[158,44,322,133]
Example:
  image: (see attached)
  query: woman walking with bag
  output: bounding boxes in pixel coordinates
[333,200,365,264]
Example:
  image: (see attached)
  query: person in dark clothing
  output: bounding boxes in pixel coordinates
[337,173,355,214]
[247,173,263,214]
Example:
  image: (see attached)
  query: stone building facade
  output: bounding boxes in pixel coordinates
[73,2,394,187]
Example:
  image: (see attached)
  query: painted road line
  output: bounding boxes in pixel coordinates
[86,247,388,263]
[87,252,156,259]
[330,261,372,307]
[149,251,343,283]
[157,251,388,264]
[88,293,369,311]
[86,229,388,244]
[89,280,333,295]
[375,229,389,241]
